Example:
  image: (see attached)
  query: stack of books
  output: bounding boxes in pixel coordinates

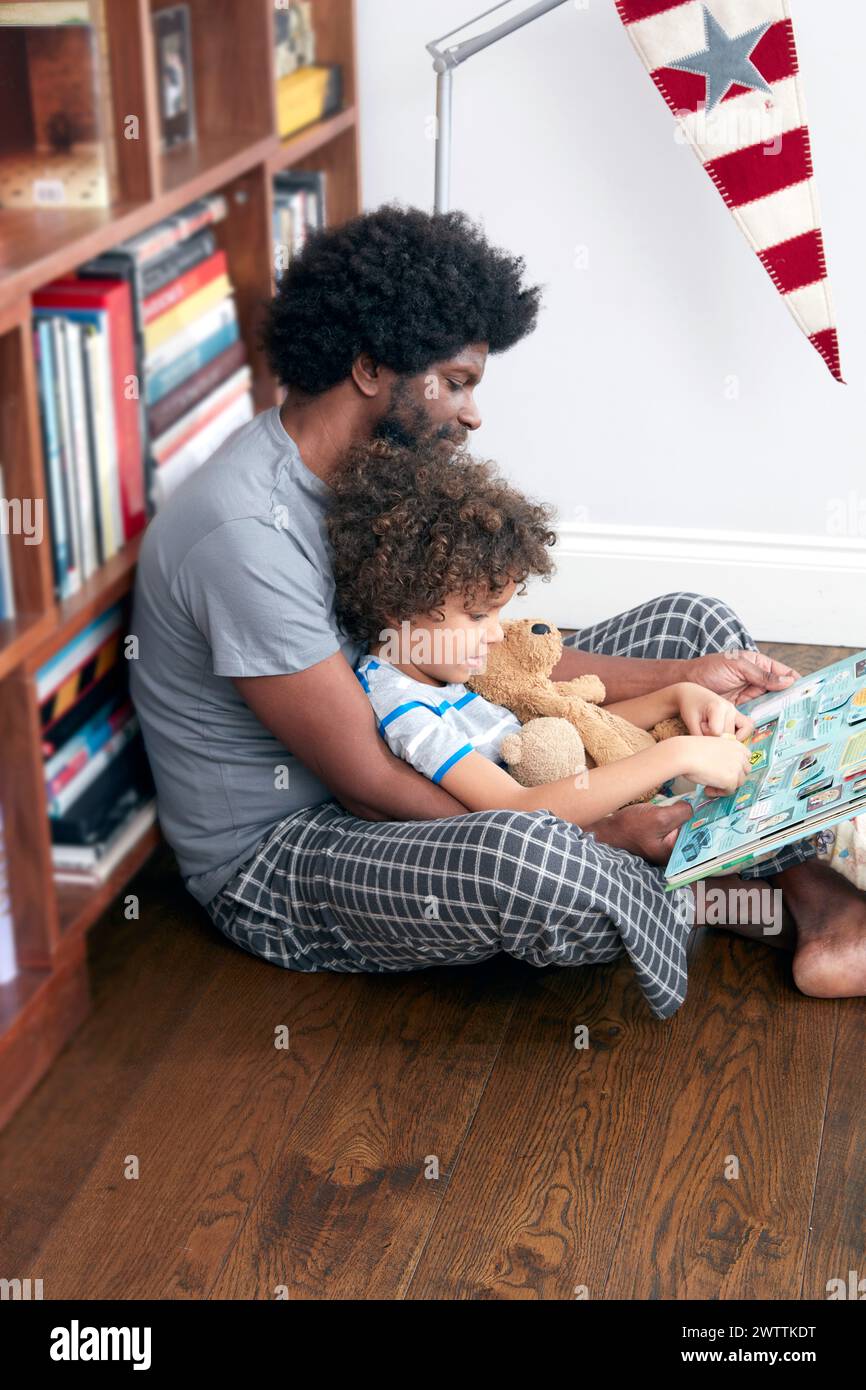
[33,276,146,599]
[273,171,326,281]
[77,193,254,513]
[0,807,16,986]
[37,602,156,885]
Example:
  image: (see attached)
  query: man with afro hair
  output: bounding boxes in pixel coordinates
[131,203,862,1018]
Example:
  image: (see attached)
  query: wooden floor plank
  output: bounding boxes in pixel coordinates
[603,926,838,1299]
[799,1003,866,1300]
[758,643,856,675]
[0,845,223,1271]
[404,954,684,1300]
[19,942,363,1298]
[207,958,521,1300]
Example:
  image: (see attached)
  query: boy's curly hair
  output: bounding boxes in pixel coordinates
[260,202,543,394]
[326,438,558,646]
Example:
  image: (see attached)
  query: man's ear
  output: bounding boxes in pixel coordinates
[352,353,388,398]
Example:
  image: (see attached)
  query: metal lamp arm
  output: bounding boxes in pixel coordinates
[427,0,570,210]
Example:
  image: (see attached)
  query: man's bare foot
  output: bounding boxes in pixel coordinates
[774,860,866,999]
[689,874,796,951]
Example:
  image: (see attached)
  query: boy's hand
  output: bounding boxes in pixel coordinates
[677,682,754,741]
[673,734,751,793]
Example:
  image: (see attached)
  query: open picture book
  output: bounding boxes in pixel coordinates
[664,649,866,889]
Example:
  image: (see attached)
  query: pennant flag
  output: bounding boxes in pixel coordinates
[613,0,844,382]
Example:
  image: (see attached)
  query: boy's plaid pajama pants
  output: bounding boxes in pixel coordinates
[205,591,817,1020]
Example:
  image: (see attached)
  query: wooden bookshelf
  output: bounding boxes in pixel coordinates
[0,0,362,1131]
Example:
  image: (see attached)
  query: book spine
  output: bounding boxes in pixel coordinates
[147,337,246,439]
[39,632,122,736]
[143,292,236,375]
[48,713,140,819]
[151,391,253,511]
[101,282,146,543]
[51,319,84,596]
[45,697,133,802]
[36,603,122,704]
[122,193,228,267]
[141,249,228,325]
[78,325,108,565]
[145,313,239,404]
[34,321,72,596]
[139,227,217,299]
[92,318,124,559]
[143,274,231,355]
[52,800,157,879]
[61,320,99,580]
[152,366,252,463]
[73,254,152,531]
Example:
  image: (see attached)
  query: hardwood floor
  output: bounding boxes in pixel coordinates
[1,642,863,1299]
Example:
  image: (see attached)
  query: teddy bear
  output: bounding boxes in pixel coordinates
[466,617,686,801]
[498,716,588,790]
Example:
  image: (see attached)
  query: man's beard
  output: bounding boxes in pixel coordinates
[373,379,468,451]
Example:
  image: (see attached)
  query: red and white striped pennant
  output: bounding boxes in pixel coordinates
[613,0,844,382]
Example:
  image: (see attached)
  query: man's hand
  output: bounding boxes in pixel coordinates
[585,800,693,865]
[685,649,800,705]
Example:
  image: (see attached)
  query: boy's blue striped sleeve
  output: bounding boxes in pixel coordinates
[354,660,477,783]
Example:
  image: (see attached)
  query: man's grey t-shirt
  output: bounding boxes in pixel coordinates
[129,406,366,907]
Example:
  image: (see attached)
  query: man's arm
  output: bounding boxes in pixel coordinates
[232,651,468,822]
[232,649,696,861]
[550,643,801,704]
[549,644,689,702]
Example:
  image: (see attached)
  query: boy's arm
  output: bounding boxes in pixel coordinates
[231,651,698,863]
[601,682,682,729]
[440,742,682,826]
[232,652,468,821]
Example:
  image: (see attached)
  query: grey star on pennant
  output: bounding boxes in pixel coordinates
[667,5,773,114]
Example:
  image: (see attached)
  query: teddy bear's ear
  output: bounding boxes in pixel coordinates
[499,732,522,763]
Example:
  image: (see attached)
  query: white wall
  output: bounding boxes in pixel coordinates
[355,0,865,643]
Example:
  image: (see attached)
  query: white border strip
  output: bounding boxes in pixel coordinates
[505,522,866,648]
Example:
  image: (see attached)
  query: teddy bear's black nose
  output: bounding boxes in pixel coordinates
[530,623,550,635]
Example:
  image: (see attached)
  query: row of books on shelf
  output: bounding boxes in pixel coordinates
[0,170,328,621]
[273,170,326,281]
[27,193,252,609]
[0,600,158,987]
[37,601,157,886]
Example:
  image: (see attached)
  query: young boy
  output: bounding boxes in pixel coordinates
[327,438,753,828]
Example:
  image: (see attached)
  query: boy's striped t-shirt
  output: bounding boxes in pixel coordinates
[355,654,522,785]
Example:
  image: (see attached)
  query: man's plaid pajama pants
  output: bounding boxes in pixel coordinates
[205,591,817,1020]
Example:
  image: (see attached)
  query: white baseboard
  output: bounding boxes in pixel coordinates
[505,523,866,648]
